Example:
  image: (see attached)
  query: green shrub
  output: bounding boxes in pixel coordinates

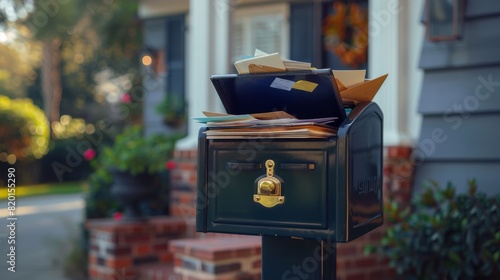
[85,125,180,219]
[366,180,500,280]
[0,95,49,163]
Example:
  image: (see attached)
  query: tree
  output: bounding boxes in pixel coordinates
[0,42,41,98]
[30,1,87,131]
[2,0,143,127]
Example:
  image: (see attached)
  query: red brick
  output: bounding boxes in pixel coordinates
[133,244,152,256]
[345,271,366,280]
[188,150,198,159]
[159,253,174,263]
[252,259,262,269]
[179,193,195,204]
[170,204,196,218]
[355,256,376,267]
[174,256,183,267]
[235,248,253,257]
[169,237,261,261]
[337,244,360,256]
[106,257,132,269]
[367,229,384,243]
[121,233,151,243]
[343,259,356,270]
[89,254,98,265]
[154,243,168,252]
[88,267,99,278]
[107,246,132,256]
[367,268,386,279]
[109,268,138,280]
[178,162,197,171]
[254,246,262,255]
[169,243,187,255]
[386,146,412,159]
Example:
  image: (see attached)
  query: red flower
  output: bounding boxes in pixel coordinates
[83,148,96,161]
[121,93,131,104]
[165,160,176,170]
[113,212,123,221]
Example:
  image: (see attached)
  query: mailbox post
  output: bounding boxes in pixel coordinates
[196,70,383,279]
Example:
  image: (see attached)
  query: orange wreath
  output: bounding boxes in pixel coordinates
[322,1,368,68]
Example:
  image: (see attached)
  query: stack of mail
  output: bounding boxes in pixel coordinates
[195,111,338,139]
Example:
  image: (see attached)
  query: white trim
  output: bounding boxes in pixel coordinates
[369,0,423,146]
[175,0,230,150]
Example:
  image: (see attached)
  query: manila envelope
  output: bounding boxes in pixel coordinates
[339,73,388,103]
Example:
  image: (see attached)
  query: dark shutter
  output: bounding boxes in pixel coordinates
[165,15,186,118]
[289,3,315,64]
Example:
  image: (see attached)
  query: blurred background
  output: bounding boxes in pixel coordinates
[1,0,499,279]
[0,1,161,279]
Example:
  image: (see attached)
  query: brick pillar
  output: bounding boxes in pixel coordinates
[383,145,414,205]
[87,217,187,280]
[170,236,262,280]
[170,149,198,237]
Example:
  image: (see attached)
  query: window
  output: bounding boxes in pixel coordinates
[231,4,290,63]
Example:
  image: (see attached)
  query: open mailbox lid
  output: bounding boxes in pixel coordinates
[210,69,347,127]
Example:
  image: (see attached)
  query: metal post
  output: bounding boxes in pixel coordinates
[262,236,337,280]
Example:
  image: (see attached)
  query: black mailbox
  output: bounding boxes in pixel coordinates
[196,69,383,242]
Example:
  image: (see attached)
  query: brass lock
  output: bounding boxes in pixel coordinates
[253,160,284,208]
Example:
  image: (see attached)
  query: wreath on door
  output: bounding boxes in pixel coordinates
[322,1,368,68]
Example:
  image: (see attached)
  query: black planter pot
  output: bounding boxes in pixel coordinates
[110,169,159,222]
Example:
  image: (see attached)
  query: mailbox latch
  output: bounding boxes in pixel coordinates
[253,160,285,208]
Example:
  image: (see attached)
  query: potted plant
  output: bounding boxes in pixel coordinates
[87,125,179,221]
[155,93,187,127]
[365,180,500,279]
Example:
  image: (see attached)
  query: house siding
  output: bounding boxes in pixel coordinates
[414,0,500,194]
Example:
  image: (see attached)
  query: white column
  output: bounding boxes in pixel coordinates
[406,0,424,143]
[175,0,230,150]
[368,0,423,146]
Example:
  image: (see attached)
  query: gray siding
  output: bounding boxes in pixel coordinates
[420,16,500,70]
[414,163,500,196]
[419,66,500,114]
[414,1,500,194]
[417,115,500,160]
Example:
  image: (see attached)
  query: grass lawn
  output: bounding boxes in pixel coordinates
[0,181,85,200]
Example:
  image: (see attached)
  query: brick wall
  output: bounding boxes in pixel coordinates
[169,150,198,238]
[170,237,262,280]
[169,145,415,279]
[86,217,187,280]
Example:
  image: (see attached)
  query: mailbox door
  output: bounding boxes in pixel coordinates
[200,139,337,239]
[336,102,384,242]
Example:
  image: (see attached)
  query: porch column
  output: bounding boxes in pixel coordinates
[368,0,424,145]
[176,0,230,150]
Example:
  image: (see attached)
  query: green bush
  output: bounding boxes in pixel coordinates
[366,180,500,280]
[85,125,180,219]
[0,95,49,162]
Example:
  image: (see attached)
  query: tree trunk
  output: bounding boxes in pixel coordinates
[41,37,62,138]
